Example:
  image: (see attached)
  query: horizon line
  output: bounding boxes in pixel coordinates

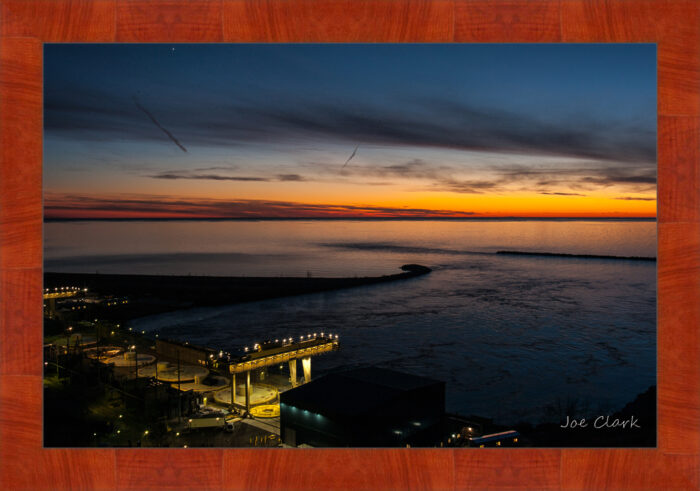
[44,216,657,222]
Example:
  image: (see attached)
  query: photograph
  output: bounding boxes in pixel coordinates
[43,43,657,448]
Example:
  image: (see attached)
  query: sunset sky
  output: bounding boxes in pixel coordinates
[44,44,656,219]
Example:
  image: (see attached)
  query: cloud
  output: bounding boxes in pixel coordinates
[432,178,500,194]
[147,170,308,183]
[44,193,476,219]
[614,196,656,201]
[276,174,306,181]
[149,172,269,182]
[539,192,586,196]
[45,88,656,165]
[193,165,239,172]
[318,158,656,195]
[580,175,656,186]
[133,96,188,152]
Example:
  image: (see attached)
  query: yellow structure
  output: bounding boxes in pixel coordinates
[250,404,280,418]
[43,287,82,317]
[229,336,339,413]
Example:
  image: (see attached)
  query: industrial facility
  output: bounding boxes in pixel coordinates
[280,367,445,447]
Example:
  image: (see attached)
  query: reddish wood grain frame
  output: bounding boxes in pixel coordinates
[0,1,697,489]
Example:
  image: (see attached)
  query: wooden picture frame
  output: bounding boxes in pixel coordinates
[1,1,698,489]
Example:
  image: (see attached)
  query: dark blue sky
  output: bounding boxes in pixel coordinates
[43,44,657,218]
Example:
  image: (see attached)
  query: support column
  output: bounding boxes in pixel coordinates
[231,372,236,405]
[245,370,251,414]
[289,359,298,388]
[302,357,311,384]
[48,298,56,318]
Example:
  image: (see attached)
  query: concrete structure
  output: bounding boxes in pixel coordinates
[213,384,278,407]
[173,375,229,393]
[229,335,338,413]
[137,362,209,382]
[280,367,445,447]
[55,334,97,351]
[43,287,80,318]
[155,339,218,368]
[104,351,156,367]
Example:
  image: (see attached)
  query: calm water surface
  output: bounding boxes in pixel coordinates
[45,219,656,424]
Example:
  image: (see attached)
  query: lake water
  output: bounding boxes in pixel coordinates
[45,219,656,424]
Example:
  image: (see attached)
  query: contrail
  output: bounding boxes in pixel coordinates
[133,96,187,152]
[342,145,359,168]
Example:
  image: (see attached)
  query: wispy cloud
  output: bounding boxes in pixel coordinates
[306,158,656,195]
[539,192,586,196]
[276,174,306,182]
[132,96,188,152]
[149,172,269,182]
[44,193,476,219]
[147,170,309,183]
[614,196,656,201]
[45,89,656,165]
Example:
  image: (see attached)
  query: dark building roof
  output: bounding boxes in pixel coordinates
[280,367,444,419]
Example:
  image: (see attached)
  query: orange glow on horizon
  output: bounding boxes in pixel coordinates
[43,191,656,219]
